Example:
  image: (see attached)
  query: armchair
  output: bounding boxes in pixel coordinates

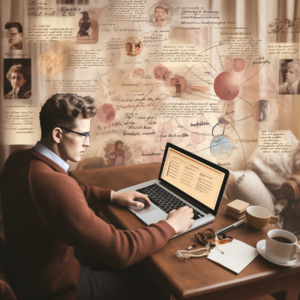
[226,130,300,238]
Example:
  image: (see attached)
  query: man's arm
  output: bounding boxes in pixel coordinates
[31,170,176,269]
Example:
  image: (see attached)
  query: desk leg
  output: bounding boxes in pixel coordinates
[284,288,300,300]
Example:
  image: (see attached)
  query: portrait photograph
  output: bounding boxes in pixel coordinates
[4,21,23,50]
[279,59,300,95]
[122,36,143,57]
[252,98,278,123]
[3,59,31,99]
[76,10,98,44]
[148,2,172,27]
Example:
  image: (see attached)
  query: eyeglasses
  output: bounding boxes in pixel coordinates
[195,229,233,248]
[60,127,90,142]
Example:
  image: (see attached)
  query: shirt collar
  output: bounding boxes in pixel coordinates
[34,142,70,173]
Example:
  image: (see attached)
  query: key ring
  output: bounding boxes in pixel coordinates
[176,243,211,263]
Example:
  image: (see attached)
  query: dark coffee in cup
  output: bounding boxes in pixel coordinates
[271,236,293,244]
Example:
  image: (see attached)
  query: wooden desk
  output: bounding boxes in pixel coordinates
[69,163,300,300]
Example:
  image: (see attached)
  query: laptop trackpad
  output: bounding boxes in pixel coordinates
[135,205,158,215]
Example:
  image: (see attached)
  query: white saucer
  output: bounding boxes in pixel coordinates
[256,240,300,267]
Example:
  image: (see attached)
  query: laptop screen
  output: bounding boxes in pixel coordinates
[159,143,229,213]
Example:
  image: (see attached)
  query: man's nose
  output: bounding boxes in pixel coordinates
[83,136,91,146]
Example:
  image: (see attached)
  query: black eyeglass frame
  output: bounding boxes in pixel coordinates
[60,127,90,142]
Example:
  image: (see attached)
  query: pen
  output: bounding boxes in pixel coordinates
[216,219,245,235]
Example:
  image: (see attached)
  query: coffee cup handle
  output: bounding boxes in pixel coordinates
[269,215,278,225]
[292,243,300,259]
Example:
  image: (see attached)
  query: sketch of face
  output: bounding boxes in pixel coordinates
[6,27,22,49]
[126,43,132,54]
[285,64,299,84]
[10,72,27,88]
[117,143,123,150]
[155,7,167,21]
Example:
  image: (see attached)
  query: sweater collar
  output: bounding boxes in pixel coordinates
[34,142,70,173]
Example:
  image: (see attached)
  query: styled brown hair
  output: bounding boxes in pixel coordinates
[40,93,97,137]
[5,22,23,33]
[6,64,29,81]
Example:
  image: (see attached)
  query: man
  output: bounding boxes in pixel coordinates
[279,60,300,94]
[0,93,194,300]
[125,42,133,56]
[155,5,168,27]
[259,100,271,122]
[4,64,31,99]
[4,22,23,50]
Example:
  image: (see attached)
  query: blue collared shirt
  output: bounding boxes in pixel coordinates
[34,142,69,173]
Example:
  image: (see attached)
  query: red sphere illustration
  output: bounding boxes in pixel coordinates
[214,72,240,101]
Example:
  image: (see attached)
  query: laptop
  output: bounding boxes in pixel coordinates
[119,142,229,237]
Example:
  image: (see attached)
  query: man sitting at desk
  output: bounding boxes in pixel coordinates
[0,93,194,300]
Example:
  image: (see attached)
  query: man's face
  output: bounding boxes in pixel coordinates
[126,44,132,53]
[59,116,92,162]
[117,143,122,150]
[285,64,299,84]
[155,8,166,20]
[6,27,22,48]
[10,72,26,88]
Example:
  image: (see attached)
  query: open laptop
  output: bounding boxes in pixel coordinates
[119,142,229,237]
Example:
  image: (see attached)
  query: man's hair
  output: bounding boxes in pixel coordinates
[126,43,132,47]
[6,64,29,81]
[4,22,23,33]
[286,60,300,75]
[40,93,97,138]
[155,6,168,14]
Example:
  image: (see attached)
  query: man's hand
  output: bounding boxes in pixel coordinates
[113,191,151,208]
[166,206,194,234]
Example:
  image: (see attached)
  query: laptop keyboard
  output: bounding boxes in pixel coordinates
[136,183,204,220]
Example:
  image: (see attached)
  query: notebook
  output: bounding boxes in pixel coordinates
[119,142,229,238]
[207,239,259,274]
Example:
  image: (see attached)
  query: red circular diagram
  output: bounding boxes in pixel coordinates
[154,65,169,81]
[233,58,246,72]
[214,72,240,101]
[96,104,116,124]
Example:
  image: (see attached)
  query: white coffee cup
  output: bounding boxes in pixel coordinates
[265,229,300,264]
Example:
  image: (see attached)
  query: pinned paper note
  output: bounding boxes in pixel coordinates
[207,239,259,274]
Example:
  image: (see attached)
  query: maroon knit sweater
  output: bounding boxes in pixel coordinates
[0,148,175,300]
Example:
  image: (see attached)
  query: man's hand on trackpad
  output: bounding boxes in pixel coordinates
[113,191,151,208]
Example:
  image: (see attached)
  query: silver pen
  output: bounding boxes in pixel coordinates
[216,219,245,235]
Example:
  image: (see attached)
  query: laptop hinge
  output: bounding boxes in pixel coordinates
[159,181,211,215]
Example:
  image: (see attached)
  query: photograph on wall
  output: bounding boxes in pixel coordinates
[3,59,31,99]
[4,21,23,50]
[279,59,300,95]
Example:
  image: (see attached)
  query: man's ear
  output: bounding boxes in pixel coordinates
[53,127,62,144]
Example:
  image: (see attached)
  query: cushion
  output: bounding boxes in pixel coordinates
[246,130,299,202]
[226,169,276,214]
